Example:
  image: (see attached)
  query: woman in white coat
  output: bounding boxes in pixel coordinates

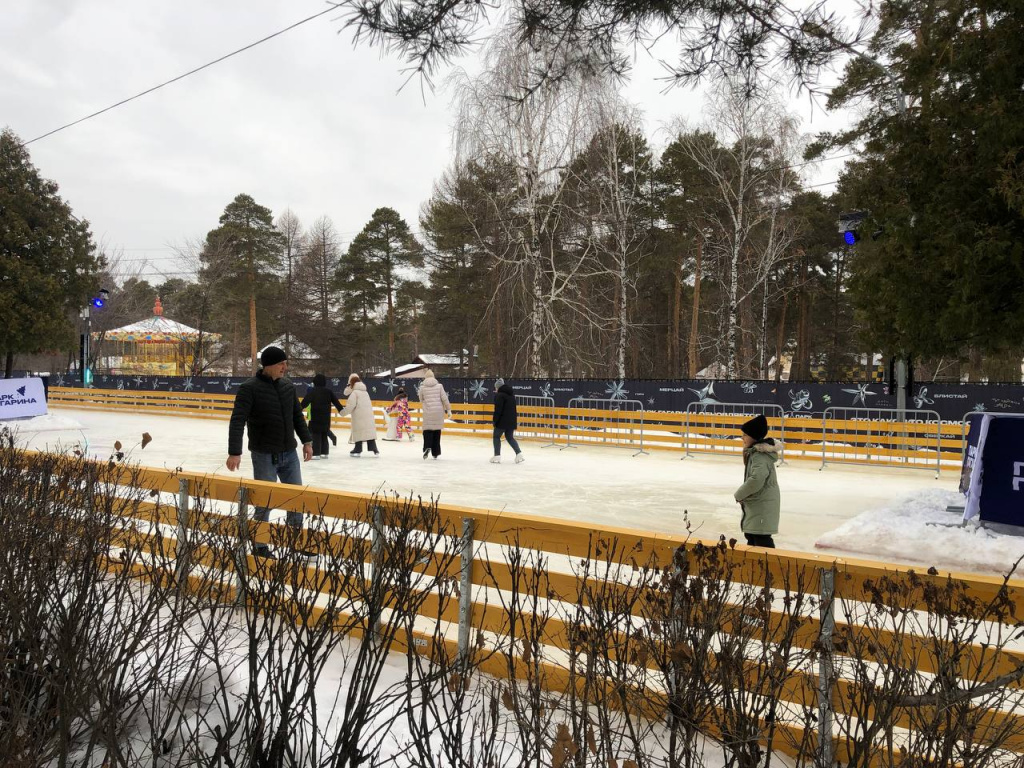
[341,374,379,456]
[417,370,451,459]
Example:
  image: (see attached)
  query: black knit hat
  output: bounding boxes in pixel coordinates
[260,345,287,367]
[741,414,769,441]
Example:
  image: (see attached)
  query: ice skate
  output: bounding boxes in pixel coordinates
[490,455,501,464]
[515,453,525,464]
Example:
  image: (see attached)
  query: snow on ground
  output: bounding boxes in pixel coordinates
[816,487,1024,577]
[7,411,85,432]
[13,406,1024,577]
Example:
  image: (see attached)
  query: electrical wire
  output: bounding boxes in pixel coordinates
[23,5,338,146]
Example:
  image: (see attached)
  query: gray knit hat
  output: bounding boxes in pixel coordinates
[494,378,505,389]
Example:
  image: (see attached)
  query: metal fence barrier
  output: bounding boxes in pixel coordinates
[514,395,558,448]
[682,402,786,462]
[960,410,1024,455]
[821,406,942,477]
[561,397,648,456]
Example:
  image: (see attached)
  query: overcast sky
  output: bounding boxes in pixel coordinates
[2,0,857,286]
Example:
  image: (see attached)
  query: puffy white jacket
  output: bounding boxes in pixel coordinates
[340,382,377,443]
[418,377,451,430]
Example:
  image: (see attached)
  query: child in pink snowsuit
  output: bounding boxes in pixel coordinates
[387,389,413,441]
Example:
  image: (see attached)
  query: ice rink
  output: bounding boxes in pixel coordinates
[12,406,1024,577]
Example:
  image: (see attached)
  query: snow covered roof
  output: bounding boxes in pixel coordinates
[373,363,426,378]
[416,352,470,366]
[97,298,220,342]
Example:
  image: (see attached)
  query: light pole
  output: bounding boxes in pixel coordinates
[80,289,109,386]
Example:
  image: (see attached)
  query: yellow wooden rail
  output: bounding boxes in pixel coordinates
[22,448,1024,765]
[48,386,966,471]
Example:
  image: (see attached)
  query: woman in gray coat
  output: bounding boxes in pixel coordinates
[417,370,451,459]
[341,374,379,456]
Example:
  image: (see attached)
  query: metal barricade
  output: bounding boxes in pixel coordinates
[821,406,942,477]
[682,402,786,461]
[514,395,557,448]
[961,410,1024,454]
[561,397,648,456]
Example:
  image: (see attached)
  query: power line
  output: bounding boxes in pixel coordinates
[23,6,338,146]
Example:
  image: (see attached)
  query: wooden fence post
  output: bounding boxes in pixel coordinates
[817,566,836,768]
[457,517,476,665]
[235,486,249,607]
[174,477,191,588]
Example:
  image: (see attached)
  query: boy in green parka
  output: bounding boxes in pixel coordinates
[734,414,781,548]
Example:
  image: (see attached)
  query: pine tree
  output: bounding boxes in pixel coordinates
[0,128,103,376]
[203,194,284,373]
[818,0,1024,360]
[342,208,422,376]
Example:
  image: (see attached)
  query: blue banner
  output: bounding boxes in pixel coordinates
[976,416,1024,527]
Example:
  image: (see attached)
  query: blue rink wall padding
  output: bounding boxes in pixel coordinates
[42,372,1024,423]
[963,414,1024,527]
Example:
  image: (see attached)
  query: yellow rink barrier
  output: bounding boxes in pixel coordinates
[20,449,1024,766]
[47,386,965,472]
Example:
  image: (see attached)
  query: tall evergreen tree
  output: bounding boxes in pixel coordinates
[0,128,103,376]
[816,0,1024,360]
[342,208,422,376]
[420,165,497,376]
[204,194,284,373]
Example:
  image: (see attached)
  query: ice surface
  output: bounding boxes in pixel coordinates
[22,406,1023,577]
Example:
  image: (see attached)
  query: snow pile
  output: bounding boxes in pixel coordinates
[815,488,1024,576]
[8,412,84,431]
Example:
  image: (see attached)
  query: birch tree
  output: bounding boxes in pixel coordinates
[450,26,608,376]
[563,94,654,378]
[676,80,802,378]
[275,209,305,357]
[294,215,343,359]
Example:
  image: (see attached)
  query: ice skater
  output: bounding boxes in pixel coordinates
[418,370,451,459]
[225,345,314,559]
[300,373,343,459]
[385,388,414,441]
[734,414,781,548]
[341,374,379,456]
[490,378,524,464]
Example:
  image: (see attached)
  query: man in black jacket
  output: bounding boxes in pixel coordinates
[490,378,524,464]
[226,345,313,558]
[300,373,343,458]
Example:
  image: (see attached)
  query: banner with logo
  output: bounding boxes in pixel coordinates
[962,414,1024,526]
[975,416,1024,527]
[0,377,48,420]
[50,372,1024,423]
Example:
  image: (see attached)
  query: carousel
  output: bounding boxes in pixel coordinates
[94,297,221,376]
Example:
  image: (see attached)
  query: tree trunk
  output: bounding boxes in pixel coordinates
[387,283,396,378]
[529,257,544,377]
[249,291,258,376]
[614,272,626,379]
[4,351,13,378]
[688,238,703,379]
[793,250,811,381]
[231,318,239,377]
[774,291,789,384]
[672,262,682,377]
[760,279,769,378]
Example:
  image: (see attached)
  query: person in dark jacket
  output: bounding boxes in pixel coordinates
[490,378,524,464]
[300,373,343,458]
[226,345,313,558]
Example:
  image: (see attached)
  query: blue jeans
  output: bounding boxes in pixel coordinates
[250,450,304,550]
[492,426,521,456]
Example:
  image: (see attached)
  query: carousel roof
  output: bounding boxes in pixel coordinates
[95,297,222,342]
